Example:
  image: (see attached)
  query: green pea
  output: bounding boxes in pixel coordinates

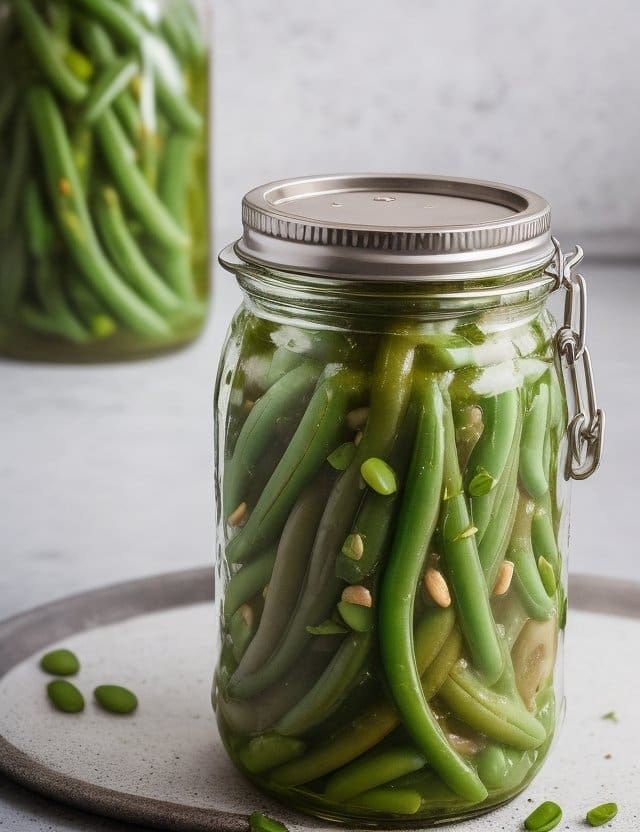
[40,649,80,676]
[328,442,357,471]
[249,811,289,832]
[94,684,138,715]
[47,680,84,713]
[586,803,618,827]
[524,801,563,832]
[537,556,557,596]
[360,457,398,495]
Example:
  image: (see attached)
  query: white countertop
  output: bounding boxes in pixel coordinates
[0,258,638,829]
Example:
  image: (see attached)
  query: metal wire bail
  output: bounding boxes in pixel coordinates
[549,237,606,480]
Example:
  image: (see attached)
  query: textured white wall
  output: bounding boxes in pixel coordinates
[214,0,640,249]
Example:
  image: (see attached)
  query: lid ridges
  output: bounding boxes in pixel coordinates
[241,203,550,255]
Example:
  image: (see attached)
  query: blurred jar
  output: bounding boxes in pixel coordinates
[0,0,210,362]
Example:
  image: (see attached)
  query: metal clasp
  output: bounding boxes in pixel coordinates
[547,237,605,480]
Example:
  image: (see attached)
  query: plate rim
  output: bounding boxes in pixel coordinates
[0,567,638,831]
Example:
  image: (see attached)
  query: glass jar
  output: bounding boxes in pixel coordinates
[213,175,605,826]
[0,0,210,362]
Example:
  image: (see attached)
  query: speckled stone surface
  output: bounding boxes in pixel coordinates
[0,600,638,831]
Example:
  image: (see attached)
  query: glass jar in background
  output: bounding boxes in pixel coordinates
[0,0,210,362]
[213,176,605,825]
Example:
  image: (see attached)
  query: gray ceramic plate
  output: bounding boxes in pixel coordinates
[0,568,638,832]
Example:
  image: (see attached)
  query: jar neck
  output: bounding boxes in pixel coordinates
[220,244,556,332]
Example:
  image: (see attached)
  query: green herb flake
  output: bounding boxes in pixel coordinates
[249,811,289,832]
[40,649,80,677]
[601,711,618,723]
[467,469,497,497]
[523,801,562,832]
[327,441,357,471]
[306,620,347,636]
[537,556,557,596]
[453,525,478,542]
[586,802,618,827]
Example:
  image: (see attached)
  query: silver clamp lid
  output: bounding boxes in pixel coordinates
[236,174,554,280]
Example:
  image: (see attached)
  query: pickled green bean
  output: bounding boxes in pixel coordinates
[224,546,277,622]
[93,109,188,249]
[380,378,487,803]
[13,0,88,103]
[509,493,555,621]
[325,745,427,803]
[520,379,550,498]
[82,56,139,124]
[225,367,368,566]
[440,389,504,684]
[26,86,170,338]
[274,630,372,737]
[223,361,322,517]
[235,468,335,677]
[464,389,520,539]
[94,186,182,315]
[439,661,546,750]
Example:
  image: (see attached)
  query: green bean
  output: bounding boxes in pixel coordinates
[520,379,550,498]
[93,109,188,249]
[438,661,546,750]
[347,787,422,815]
[440,389,504,685]
[225,367,369,566]
[325,745,427,803]
[380,378,488,803]
[22,180,54,259]
[82,56,139,124]
[531,492,560,576]
[223,361,322,517]
[0,110,30,238]
[477,418,521,588]
[464,389,520,540]
[237,734,305,775]
[218,643,334,737]
[0,233,27,322]
[229,602,259,663]
[26,86,170,338]
[156,133,197,298]
[47,2,72,39]
[70,122,94,194]
[274,630,372,737]
[230,337,414,696]
[270,614,459,788]
[508,493,555,621]
[335,413,413,583]
[64,273,117,338]
[67,0,203,135]
[33,261,89,343]
[13,0,88,103]
[224,546,277,622]
[477,744,536,792]
[235,468,335,677]
[94,185,182,315]
[0,85,18,136]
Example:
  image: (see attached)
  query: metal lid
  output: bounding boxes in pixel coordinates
[234,174,554,280]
